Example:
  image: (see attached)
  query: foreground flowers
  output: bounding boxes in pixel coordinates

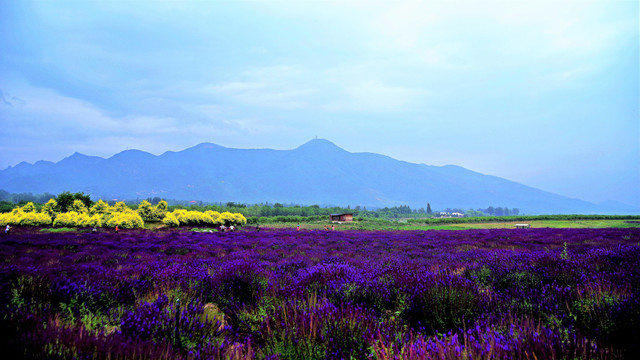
[1,227,639,359]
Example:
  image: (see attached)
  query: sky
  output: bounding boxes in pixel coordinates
[1,0,638,206]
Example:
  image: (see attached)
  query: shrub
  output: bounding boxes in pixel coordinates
[154,200,168,220]
[90,200,109,215]
[160,210,253,228]
[232,213,247,227]
[219,212,236,227]
[136,200,155,222]
[205,210,222,226]
[0,212,12,226]
[111,201,129,213]
[2,210,45,226]
[21,202,37,213]
[85,214,103,228]
[105,211,144,229]
[69,199,88,214]
[19,212,52,226]
[42,199,58,218]
[53,212,86,227]
[162,212,180,227]
[0,209,52,226]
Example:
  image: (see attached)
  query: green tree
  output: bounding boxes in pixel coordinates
[55,192,75,213]
[55,191,93,212]
[74,192,92,208]
[427,203,432,214]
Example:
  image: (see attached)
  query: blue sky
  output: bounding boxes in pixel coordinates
[1,0,638,206]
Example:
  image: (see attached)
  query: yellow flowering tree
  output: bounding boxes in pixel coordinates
[90,200,110,215]
[69,199,88,214]
[205,210,222,226]
[53,212,86,227]
[111,201,130,213]
[0,209,51,226]
[106,210,144,229]
[232,213,247,227]
[136,200,155,222]
[21,202,37,213]
[42,199,58,218]
[154,200,168,220]
[162,212,180,227]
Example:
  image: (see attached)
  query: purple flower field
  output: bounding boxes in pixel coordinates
[2,227,640,359]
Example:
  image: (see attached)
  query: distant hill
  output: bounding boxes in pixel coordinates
[0,139,636,214]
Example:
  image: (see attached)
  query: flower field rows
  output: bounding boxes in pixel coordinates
[1,227,639,359]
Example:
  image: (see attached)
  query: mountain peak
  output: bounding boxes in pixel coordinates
[295,138,346,153]
[57,152,103,166]
[179,142,226,153]
[0,139,631,214]
[193,142,224,149]
[13,161,32,168]
[109,149,155,162]
[58,152,89,162]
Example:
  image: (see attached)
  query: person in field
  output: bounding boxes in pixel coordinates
[5,225,10,234]
[297,224,300,231]
[115,225,119,233]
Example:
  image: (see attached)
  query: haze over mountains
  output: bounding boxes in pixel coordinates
[0,139,636,214]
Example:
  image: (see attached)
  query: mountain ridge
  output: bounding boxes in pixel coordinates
[1,139,637,214]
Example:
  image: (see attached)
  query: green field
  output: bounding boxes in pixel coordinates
[265,219,640,231]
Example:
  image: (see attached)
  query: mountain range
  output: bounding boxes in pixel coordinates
[0,139,637,214]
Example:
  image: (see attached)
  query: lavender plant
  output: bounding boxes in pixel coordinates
[1,227,638,358]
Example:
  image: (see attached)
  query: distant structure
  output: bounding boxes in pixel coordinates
[330,213,353,222]
[437,212,465,218]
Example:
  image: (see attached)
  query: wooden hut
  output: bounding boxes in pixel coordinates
[330,213,353,222]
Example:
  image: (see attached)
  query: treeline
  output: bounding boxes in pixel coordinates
[165,203,522,220]
[407,214,640,225]
[7,190,637,225]
[1,191,523,220]
[2,191,639,226]
[0,189,58,205]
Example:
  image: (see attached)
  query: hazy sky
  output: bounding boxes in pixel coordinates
[1,0,638,206]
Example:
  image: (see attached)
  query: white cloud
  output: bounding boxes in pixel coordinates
[203,65,315,109]
[360,0,629,72]
[0,82,227,163]
[341,80,430,111]
[5,85,181,136]
[206,81,313,109]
